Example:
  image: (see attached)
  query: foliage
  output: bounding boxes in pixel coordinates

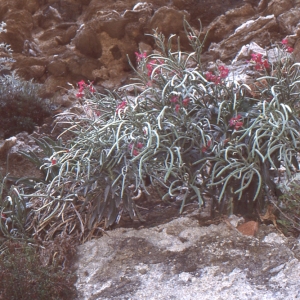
[14,20,300,241]
[0,173,30,240]
[0,241,77,300]
[0,21,51,138]
[276,178,300,235]
[0,73,51,138]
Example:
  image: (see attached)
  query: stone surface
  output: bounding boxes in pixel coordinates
[74,216,300,299]
[237,221,259,236]
[1,0,299,96]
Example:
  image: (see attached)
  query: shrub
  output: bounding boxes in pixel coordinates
[0,73,51,138]
[18,20,300,241]
[0,22,51,139]
[275,178,300,236]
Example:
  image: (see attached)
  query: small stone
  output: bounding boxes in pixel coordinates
[237,221,259,236]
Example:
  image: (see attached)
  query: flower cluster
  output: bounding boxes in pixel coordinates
[281,39,294,53]
[229,115,243,130]
[129,142,143,156]
[202,139,212,153]
[169,95,190,112]
[205,65,229,84]
[116,100,127,113]
[250,53,270,70]
[146,59,164,77]
[76,80,95,98]
[135,51,147,62]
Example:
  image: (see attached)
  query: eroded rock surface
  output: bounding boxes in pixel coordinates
[1,0,299,97]
[74,216,300,299]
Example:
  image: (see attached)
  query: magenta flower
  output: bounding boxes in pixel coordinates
[201,140,212,153]
[286,46,294,53]
[281,39,288,45]
[250,53,269,70]
[182,98,190,107]
[205,72,215,81]
[218,66,229,78]
[132,149,139,156]
[146,63,153,77]
[116,101,127,113]
[175,104,180,112]
[94,110,101,116]
[136,142,143,149]
[135,51,147,62]
[78,80,86,88]
[229,115,243,130]
[76,92,84,98]
[170,96,178,103]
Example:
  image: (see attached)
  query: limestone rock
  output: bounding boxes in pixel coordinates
[0,136,17,157]
[74,216,300,299]
[73,26,102,58]
[209,15,278,61]
[0,0,299,95]
[149,7,190,37]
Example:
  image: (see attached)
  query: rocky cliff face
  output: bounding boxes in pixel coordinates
[74,214,300,300]
[1,0,299,101]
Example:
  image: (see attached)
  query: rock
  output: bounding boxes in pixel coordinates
[263,0,293,17]
[149,7,190,37]
[73,26,102,58]
[2,10,34,53]
[209,15,278,60]
[277,8,300,35]
[206,3,256,42]
[47,59,67,76]
[0,0,298,94]
[29,65,46,79]
[0,137,17,157]
[237,221,259,236]
[74,216,300,299]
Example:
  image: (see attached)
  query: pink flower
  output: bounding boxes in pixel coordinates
[146,63,153,77]
[132,149,139,156]
[281,39,288,45]
[135,51,147,62]
[175,104,180,112]
[89,85,96,93]
[251,53,263,63]
[286,46,294,53]
[78,80,86,88]
[214,76,221,85]
[202,140,212,153]
[76,92,84,98]
[263,60,270,69]
[136,142,143,149]
[218,66,229,78]
[182,98,190,107]
[51,158,57,165]
[116,101,127,113]
[205,72,214,81]
[94,110,101,116]
[250,53,269,70]
[205,71,222,84]
[229,115,243,130]
[170,96,178,103]
[234,121,243,130]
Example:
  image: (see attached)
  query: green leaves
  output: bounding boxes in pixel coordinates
[13,21,300,240]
